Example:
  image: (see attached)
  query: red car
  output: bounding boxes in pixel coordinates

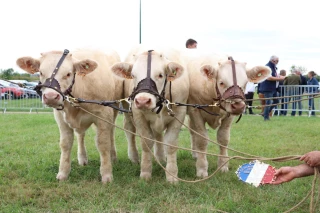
[0,80,24,99]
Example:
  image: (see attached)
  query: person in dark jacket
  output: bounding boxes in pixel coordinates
[297,70,308,115]
[259,55,285,121]
[277,69,286,115]
[307,71,319,116]
[283,69,301,116]
[257,83,265,115]
[297,70,308,93]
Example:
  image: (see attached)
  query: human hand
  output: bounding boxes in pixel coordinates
[300,151,320,167]
[271,167,297,185]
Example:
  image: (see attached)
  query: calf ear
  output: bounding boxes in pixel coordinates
[246,66,271,83]
[74,59,98,76]
[166,62,184,81]
[200,65,216,80]
[111,62,133,79]
[16,57,40,74]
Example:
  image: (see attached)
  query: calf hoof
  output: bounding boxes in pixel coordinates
[155,155,166,164]
[196,170,208,178]
[112,156,118,163]
[129,155,140,164]
[56,172,68,181]
[140,172,152,180]
[167,176,179,184]
[192,152,198,159]
[111,152,118,163]
[78,157,88,166]
[220,166,229,173]
[101,174,113,184]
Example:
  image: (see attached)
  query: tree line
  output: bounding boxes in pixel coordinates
[0,68,39,82]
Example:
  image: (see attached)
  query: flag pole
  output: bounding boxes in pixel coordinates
[139,0,141,44]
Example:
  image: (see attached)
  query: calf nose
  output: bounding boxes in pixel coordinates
[135,97,152,109]
[43,92,60,104]
[231,102,246,114]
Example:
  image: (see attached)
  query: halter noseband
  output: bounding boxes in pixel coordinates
[213,56,246,112]
[34,49,76,110]
[129,50,168,114]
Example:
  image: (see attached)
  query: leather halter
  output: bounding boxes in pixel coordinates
[213,56,245,112]
[34,49,75,110]
[129,50,168,114]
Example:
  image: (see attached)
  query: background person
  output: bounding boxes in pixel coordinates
[259,55,285,121]
[257,83,265,115]
[244,82,255,114]
[283,69,301,116]
[186,38,197,49]
[278,69,287,115]
[307,71,319,116]
[297,69,308,113]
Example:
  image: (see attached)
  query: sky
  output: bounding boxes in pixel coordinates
[1,0,319,75]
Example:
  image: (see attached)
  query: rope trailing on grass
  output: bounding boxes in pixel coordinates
[75,105,319,213]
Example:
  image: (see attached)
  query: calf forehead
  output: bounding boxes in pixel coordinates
[132,54,165,78]
[219,63,247,85]
[40,53,73,75]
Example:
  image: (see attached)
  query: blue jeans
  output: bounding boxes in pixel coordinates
[309,95,315,116]
[283,89,302,116]
[262,91,276,120]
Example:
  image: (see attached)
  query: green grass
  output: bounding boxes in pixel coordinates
[0,113,319,213]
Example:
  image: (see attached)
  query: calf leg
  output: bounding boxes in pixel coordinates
[217,116,233,172]
[164,109,187,183]
[111,108,119,162]
[153,132,165,163]
[188,111,208,178]
[124,113,139,163]
[95,119,113,183]
[136,120,154,180]
[75,130,88,166]
[54,111,74,181]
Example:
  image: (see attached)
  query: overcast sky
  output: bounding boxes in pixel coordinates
[1,0,319,74]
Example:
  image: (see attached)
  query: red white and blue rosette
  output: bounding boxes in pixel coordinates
[236,160,276,187]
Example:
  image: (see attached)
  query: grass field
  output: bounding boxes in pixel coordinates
[0,113,319,213]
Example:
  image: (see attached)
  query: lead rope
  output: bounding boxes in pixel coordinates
[247,94,320,109]
[73,104,319,213]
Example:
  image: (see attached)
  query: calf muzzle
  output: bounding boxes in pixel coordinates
[128,50,167,114]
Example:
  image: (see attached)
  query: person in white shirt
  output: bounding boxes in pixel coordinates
[245,82,255,114]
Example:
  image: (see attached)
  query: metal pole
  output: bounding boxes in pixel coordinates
[139,0,141,44]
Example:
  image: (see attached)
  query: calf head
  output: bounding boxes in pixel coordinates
[200,59,270,115]
[16,50,97,109]
[112,50,183,111]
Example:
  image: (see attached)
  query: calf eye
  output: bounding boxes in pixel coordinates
[66,73,71,77]
[40,71,43,76]
[158,74,163,78]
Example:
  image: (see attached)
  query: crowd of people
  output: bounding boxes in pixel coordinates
[185,38,319,119]
[247,55,319,120]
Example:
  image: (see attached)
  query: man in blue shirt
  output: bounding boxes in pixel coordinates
[259,55,285,121]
